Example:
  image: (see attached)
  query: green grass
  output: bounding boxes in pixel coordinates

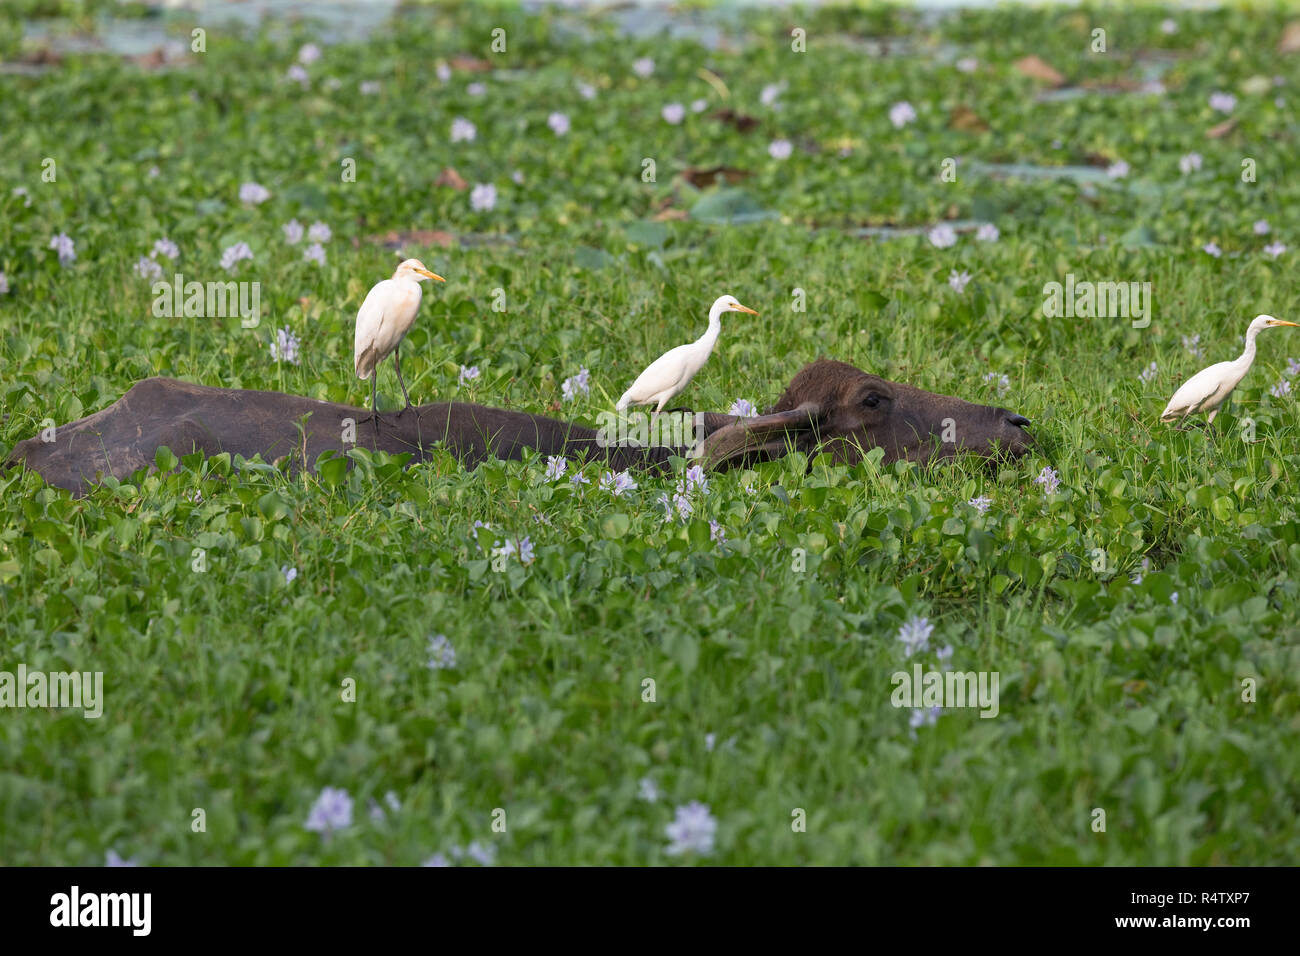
[2,0,1300,864]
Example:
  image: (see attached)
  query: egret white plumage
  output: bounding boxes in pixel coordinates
[1160,314,1298,424]
[354,258,445,424]
[616,295,759,415]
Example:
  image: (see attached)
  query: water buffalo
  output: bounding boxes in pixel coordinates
[5,360,1032,495]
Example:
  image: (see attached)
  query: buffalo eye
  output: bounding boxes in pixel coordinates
[862,392,883,408]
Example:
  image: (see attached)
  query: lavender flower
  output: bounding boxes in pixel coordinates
[450,117,477,143]
[662,102,686,124]
[1179,152,1202,175]
[600,470,637,496]
[569,471,590,488]
[561,367,590,401]
[428,634,457,669]
[545,456,568,481]
[928,224,957,249]
[1209,91,1237,113]
[435,62,451,83]
[470,183,497,211]
[360,80,380,95]
[975,223,999,242]
[307,221,331,243]
[1271,379,1292,399]
[768,139,793,160]
[1132,556,1150,585]
[282,219,304,244]
[889,101,917,129]
[1286,357,1300,378]
[968,496,992,515]
[367,791,400,823]
[467,82,486,97]
[1183,334,1204,359]
[281,565,297,584]
[152,237,179,260]
[0,272,8,295]
[134,256,162,281]
[303,243,326,265]
[305,787,353,833]
[760,82,786,106]
[728,398,756,418]
[270,327,300,365]
[1139,361,1158,384]
[956,57,978,73]
[287,64,309,87]
[220,242,253,271]
[684,464,708,494]
[984,372,1010,395]
[422,853,451,867]
[1254,220,1270,235]
[1203,242,1222,258]
[897,616,933,657]
[13,186,31,207]
[909,705,943,731]
[664,802,716,856]
[465,841,497,865]
[1264,242,1287,258]
[1106,160,1129,179]
[49,233,76,265]
[1160,18,1178,34]
[547,112,571,136]
[298,43,321,65]
[577,81,596,100]
[105,850,140,867]
[948,270,972,293]
[638,777,660,802]
[239,181,270,205]
[459,365,481,387]
[1034,466,1061,496]
[710,520,726,544]
[632,57,654,78]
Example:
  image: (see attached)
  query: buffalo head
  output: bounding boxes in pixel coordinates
[699,359,1033,469]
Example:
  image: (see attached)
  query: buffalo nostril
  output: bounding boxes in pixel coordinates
[1006,414,1031,429]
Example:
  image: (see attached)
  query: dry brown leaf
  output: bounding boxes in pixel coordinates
[449,55,492,72]
[681,166,752,188]
[949,105,988,132]
[1014,55,1065,87]
[710,109,759,133]
[366,229,456,249]
[651,208,689,222]
[1206,117,1239,139]
[434,168,468,191]
[1281,21,1300,53]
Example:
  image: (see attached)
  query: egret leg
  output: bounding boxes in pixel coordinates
[394,345,413,414]
[370,370,379,441]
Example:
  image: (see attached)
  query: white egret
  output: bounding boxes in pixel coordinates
[1160,314,1298,424]
[616,295,759,415]
[354,258,445,423]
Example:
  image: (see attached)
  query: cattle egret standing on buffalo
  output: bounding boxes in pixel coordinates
[354,258,445,426]
[1160,314,1298,424]
[617,295,758,416]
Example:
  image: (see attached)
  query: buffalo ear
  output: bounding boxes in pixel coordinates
[697,401,822,470]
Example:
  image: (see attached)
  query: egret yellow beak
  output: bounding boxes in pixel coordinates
[417,269,446,282]
[1271,320,1299,327]
[733,304,759,316]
